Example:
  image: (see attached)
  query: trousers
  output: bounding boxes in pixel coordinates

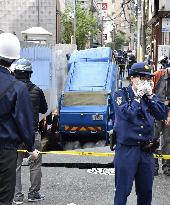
[14,132,42,199]
[154,121,170,171]
[114,144,154,205]
[0,149,17,205]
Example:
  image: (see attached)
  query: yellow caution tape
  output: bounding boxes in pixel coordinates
[17,150,170,159]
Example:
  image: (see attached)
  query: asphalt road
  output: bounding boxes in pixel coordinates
[16,146,170,205]
[15,77,170,205]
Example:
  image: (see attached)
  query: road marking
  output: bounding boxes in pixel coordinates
[87,168,115,175]
[67,203,77,205]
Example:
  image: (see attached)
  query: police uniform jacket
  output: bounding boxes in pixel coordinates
[0,66,35,151]
[114,85,168,145]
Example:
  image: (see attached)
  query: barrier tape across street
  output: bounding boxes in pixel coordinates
[17,150,170,159]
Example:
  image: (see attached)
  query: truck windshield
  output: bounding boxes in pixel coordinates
[63,91,108,106]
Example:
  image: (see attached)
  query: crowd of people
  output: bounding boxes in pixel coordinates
[114,49,137,79]
[0,32,169,205]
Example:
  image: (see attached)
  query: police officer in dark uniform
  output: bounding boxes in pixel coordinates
[0,33,39,205]
[12,58,48,204]
[113,62,168,205]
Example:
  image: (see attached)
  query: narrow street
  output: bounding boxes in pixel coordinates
[0,1,170,205]
[19,146,170,205]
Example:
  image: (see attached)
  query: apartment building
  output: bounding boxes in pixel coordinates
[148,0,170,65]
[0,0,64,44]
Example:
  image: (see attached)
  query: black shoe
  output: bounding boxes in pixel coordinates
[28,192,45,202]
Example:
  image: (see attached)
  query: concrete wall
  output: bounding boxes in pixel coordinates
[20,42,76,115]
[0,0,56,44]
[54,44,77,99]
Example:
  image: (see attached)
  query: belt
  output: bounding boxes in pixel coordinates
[119,142,144,146]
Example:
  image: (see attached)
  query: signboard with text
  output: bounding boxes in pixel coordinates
[102,3,108,10]
[162,18,170,32]
[158,45,170,60]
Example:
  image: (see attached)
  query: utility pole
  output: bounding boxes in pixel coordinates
[101,16,104,47]
[73,0,76,44]
[137,0,142,62]
[142,0,146,60]
[141,0,146,61]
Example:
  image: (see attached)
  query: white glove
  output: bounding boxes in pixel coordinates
[136,88,146,98]
[144,81,153,96]
[30,149,40,161]
[136,80,147,98]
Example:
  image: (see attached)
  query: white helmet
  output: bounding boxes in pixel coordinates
[0,33,20,62]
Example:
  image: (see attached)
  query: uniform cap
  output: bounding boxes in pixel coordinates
[129,62,154,76]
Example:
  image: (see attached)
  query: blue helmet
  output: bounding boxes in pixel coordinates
[13,58,32,73]
[129,62,154,76]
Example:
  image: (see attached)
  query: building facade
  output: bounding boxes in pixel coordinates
[148,0,170,66]
[0,0,57,44]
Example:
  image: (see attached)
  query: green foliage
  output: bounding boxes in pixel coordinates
[105,42,115,50]
[61,4,98,49]
[61,8,73,44]
[114,31,129,50]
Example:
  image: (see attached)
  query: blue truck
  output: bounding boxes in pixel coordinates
[59,47,118,147]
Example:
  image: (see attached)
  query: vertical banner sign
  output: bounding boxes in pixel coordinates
[102,3,108,10]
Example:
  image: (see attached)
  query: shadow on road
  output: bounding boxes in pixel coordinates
[42,162,114,169]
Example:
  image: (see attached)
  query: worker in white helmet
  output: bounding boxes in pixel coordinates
[0,33,39,205]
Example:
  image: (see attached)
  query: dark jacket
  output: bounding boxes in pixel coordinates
[113,85,168,145]
[154,76,170,106]
[0,66,35,151]
[19,80,48,131]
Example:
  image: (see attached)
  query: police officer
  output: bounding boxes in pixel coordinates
[12,59,48,204]
[113,62,168,205]
[0,33,39,205]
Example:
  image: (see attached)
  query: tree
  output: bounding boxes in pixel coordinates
[105,42,115,50]
[61,8,73,44]
[114,31,129,50]
[61,4,98,49]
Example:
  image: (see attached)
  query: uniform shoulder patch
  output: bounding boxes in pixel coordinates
[116,96,123,105]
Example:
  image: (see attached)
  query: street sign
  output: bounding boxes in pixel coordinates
[102,3,108,10]
[158,45,170,60]
[103,34,107,40]
[162,18,170,32]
